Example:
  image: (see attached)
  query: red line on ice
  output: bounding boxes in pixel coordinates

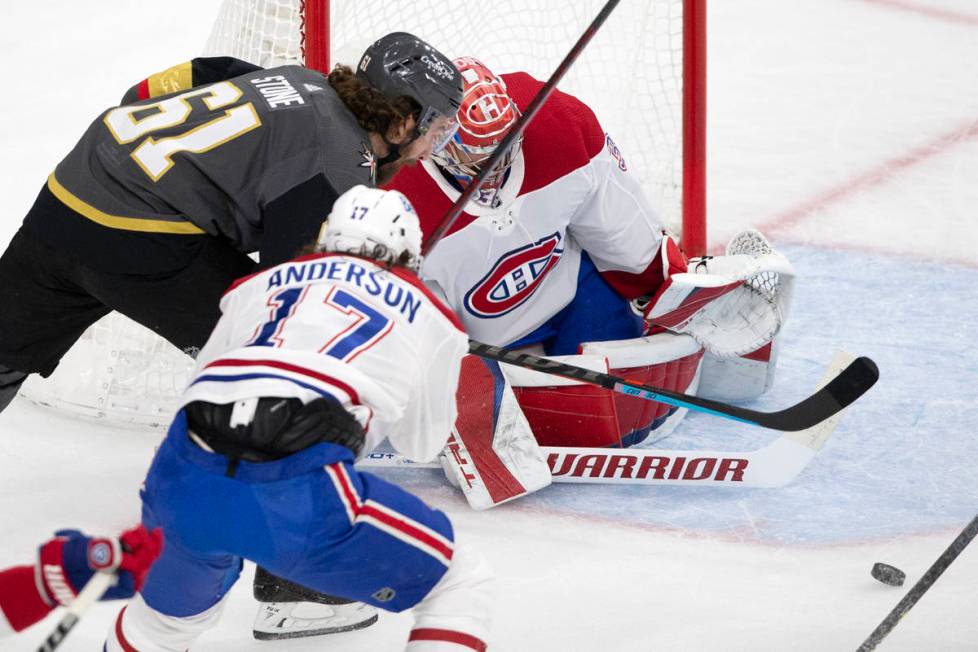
[756,118,978,239]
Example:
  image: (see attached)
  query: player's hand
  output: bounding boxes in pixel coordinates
[37,525,163,604]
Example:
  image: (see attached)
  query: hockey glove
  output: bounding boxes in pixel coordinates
[637,230,795,357]
[36,525,163,605]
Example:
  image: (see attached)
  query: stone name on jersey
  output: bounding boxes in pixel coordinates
[249,75,306,110]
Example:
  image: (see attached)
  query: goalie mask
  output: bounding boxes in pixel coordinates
[316,185,423,272]
[431,57,523,208]
[357,32,463,154]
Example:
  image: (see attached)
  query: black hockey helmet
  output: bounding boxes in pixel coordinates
[356,32,463,144]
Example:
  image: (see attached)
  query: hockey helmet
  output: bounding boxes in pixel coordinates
[316,185,423,272]
[357,32,463,152]
[431,57,523,207]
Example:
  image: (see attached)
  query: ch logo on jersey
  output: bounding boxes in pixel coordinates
[463,233,563,318]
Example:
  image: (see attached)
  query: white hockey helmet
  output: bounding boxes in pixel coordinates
[316,185,423,272]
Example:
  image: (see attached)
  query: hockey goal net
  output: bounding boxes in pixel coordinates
[19,0,706,427]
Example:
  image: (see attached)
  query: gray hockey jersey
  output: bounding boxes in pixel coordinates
[46,65,375,266]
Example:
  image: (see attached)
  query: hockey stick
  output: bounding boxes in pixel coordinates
[469,340,878,432]
[359,351,852,488]
[422,0,622,254]
[36,571,116,652]
[856,513,978,652]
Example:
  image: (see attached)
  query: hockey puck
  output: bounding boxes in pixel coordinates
[871,562,905,587]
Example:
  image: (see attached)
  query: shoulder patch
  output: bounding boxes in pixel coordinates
[359,143,377,185]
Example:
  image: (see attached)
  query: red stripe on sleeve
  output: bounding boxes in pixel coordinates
[203,358,361,404]
[136,79,150,101]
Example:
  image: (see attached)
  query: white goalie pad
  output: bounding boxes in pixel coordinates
[441,355,552,510]
[645,229,796,358]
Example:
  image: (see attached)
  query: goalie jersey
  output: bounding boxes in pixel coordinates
[387,72,668,347]
[181,252,468,462]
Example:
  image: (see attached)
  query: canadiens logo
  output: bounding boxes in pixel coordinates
[463,233,563,318]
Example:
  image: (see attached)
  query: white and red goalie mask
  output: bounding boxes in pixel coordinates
[431,57,523,208]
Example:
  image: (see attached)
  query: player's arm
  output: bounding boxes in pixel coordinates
[388,329,468,463]
[120,56,264,104]
[0,526,161,637]
[563,131,672,300]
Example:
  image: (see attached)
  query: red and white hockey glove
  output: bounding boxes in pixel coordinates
[636,230,795,358]
[37,525,163,605]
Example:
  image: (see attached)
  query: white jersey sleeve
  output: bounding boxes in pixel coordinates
[180,253,468,461]
[565,134,665,275]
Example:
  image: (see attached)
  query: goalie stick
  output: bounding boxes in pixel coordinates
[358,351,853,488]
[423,0,622,254]
[468,340,878,432]
[36,571,115,652]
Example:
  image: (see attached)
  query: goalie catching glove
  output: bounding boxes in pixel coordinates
[637,229,795,358]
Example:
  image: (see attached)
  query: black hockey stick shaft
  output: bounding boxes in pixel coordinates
[422,0,622,254]
[469,340,879,431]
[856,513,978,652]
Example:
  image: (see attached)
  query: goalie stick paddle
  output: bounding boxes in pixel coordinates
[856,513,978,652]
[360,351,854,488]
[422,0,622,254]
[468,340,879,432]
[36,571,115,652]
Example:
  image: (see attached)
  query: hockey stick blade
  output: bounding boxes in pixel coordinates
[469,341,879,431]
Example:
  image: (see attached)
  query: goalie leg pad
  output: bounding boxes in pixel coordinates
[508,333,704,448]
[443,356,552,510]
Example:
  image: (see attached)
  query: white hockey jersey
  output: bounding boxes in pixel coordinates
[180,253,468,462]
[388,72,667,346]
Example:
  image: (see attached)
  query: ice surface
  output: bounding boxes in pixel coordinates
[1,1,977,650]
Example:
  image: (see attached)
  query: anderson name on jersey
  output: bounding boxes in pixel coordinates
[182,252,468,462]
[388,72,668,347]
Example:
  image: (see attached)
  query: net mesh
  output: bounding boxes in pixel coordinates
[22,0,692,427]
[203,0,688,231]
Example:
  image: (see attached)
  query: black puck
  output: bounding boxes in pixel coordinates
[871,562,905,587]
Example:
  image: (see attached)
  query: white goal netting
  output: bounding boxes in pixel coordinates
[22,0,697,427]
